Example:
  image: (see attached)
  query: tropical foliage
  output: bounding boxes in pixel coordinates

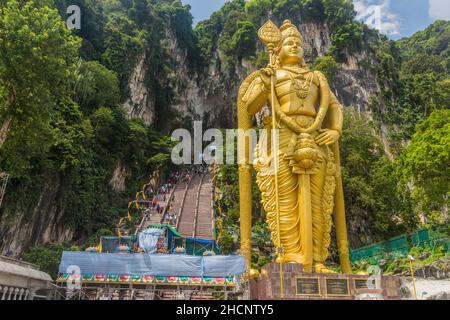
[0,0,175,243]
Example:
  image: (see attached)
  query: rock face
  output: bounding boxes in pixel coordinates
[130,20,381,131]
[109,165,129,193]
[161,29,209,122]
[396,258,450,280]
[124,53,155,126]
[0,175,74,256]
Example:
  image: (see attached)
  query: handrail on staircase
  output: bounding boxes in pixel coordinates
[159,176,182,225]
[193,173,206,238]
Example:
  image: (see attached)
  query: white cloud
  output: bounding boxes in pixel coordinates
[353,0,401,36]
[429,0,450,20]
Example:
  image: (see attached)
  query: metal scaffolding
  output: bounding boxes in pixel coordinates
[54,282,244,300]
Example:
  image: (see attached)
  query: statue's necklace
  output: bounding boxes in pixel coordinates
[283,67,313,100]
[293,75,313,100]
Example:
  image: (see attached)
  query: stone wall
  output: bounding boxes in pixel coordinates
[0,255,53,300]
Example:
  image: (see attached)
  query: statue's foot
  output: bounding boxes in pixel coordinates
[314,263,337,274]
[276,253,303,264]
[248,268,260,279]
[303,264,312,273]
[356,270,368,276]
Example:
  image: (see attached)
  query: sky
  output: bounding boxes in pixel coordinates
[181,0,450,39]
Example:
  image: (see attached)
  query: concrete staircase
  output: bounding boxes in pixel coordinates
[178,174,201,237]
[195,173,214,239]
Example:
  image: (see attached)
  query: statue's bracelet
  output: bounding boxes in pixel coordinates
[330,128,342,136]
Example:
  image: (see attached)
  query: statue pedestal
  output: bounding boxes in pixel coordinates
[249,263,401,300]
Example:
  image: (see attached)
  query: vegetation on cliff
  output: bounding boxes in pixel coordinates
[0,0,175,246]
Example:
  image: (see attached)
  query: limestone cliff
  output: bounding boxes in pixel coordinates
[124,53,155,126]
[0,175,74,256]
[128,20,382,132]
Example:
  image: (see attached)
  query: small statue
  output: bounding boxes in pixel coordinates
[237,20,351,273]
[202,250,216,256]
[174,246,186,254]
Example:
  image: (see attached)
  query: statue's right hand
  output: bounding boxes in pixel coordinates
[260,65,276,90]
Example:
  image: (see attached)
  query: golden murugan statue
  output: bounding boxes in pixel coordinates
[237,20,352,274]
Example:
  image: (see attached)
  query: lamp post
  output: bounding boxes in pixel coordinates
[408,255,417,300]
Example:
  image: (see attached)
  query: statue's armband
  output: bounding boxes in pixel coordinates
[314,71,330,90]
[242,75,269,115]
[315,71,343,135]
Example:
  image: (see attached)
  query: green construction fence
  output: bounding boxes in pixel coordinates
[350,226,450,263]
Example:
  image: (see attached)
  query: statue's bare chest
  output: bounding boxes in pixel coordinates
[275,69,318,115]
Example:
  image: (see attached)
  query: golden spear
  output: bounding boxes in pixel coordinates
[258,20,284,297]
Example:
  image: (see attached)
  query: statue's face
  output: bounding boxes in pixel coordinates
[279,36,304,65]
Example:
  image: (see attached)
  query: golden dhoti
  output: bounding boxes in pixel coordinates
[254,122,337,265]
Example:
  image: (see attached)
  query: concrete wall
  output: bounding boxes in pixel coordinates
[0,255,53,300]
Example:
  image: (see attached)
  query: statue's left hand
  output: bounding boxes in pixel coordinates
[315,129,340,146]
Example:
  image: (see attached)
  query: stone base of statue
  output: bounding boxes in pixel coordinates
[249,263,401,300]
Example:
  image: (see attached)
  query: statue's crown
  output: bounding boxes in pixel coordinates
[280,19,303,44]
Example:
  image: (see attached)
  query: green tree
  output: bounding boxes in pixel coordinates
[101,14,144,94]
[0,0,80,170]
[341,109,416,242]
[231,21,257,59]
[435,79,450,108]
[157,0,202,67]
[54,0,107,60]
[313,55,340,81]
[396,109,450,224]
[22,244,65,279]
[391,20,450,138]
[74,60,120,112]
[49,98,88,171]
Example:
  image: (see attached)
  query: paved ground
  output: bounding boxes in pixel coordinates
[401,277,450,300]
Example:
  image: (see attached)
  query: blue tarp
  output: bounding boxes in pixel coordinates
[58,251,246,277]
[202,255,246,277]
[186,237,220,249]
